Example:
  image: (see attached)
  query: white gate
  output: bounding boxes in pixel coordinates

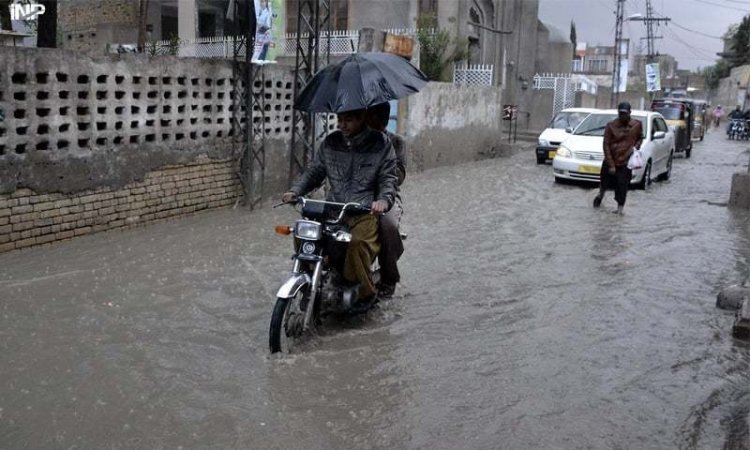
[533,73,576,117]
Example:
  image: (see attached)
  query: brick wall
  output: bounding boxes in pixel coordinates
[0,158,241,253]
[58,0,138,54]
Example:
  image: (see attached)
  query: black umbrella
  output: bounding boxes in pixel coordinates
[294,52,429,113]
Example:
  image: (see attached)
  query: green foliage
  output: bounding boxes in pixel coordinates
[145,34,181,57]
[703,60,731,90]
[416,15,467,82]
[731,15,750,66]
[166,33,180,56]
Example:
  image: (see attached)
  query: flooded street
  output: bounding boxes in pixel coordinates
[3,129,750,449]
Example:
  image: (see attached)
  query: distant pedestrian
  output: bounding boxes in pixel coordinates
[714,105,724,128]
[593,102,643,215]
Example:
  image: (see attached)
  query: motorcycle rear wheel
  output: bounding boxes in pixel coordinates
[269,289,310,353]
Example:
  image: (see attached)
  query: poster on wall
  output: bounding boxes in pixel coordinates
[253,0,284,61]
[645,63,661,92]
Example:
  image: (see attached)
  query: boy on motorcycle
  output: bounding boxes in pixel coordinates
[281,109,398,308]
[365,103,406,299]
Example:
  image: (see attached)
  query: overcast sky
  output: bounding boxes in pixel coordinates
[538,0,745,71]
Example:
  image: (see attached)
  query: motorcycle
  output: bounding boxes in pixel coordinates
[269,197,382,353]
[728,119,745,140]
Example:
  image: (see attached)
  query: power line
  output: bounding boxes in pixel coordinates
[689,0,750,11]
[652,13,724,39]
[664,26,718,61]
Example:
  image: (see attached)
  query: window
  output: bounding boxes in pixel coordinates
[588,59,608,72]
[655,118,669,132]
[286,0,348,34]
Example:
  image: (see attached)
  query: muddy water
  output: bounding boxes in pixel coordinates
[2,130,750,449]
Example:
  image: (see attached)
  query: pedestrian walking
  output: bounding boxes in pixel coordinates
[366,102,405,298]
[592,102,643,215]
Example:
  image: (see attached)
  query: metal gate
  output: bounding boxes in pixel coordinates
[533,73,576,117]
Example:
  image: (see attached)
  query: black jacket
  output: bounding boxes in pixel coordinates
[290,128,398,209]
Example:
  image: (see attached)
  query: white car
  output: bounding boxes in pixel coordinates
[552,109,676,189]
[536,107,598,164]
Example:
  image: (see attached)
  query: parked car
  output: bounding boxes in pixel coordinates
[551,109,675,189]
[536,107,598,164]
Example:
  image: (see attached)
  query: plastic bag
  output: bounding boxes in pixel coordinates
[627,148,643,170]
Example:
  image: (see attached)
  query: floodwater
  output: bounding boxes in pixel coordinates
[2,130,750,449]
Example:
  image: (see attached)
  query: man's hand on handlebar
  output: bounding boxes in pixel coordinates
[370,200,387,215]
[281,191,298,204]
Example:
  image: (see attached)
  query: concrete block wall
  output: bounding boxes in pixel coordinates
[0,47,298,253]
[0,158,241,253]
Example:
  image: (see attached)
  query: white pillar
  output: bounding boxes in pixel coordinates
[178,0,198,56]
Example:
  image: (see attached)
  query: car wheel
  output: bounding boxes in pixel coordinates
[637,160,652,190]
[658,153,673,181]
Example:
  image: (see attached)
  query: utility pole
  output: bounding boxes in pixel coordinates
[611,0,625,108]
[630,0,670,99]
[641,0,670,62]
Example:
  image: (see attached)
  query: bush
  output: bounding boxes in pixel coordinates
[416,15,467,82]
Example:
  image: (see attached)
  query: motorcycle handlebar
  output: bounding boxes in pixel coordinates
[274,197,371,222]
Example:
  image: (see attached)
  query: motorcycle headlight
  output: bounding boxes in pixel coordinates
[538,139,550,147]
[294,220,322,240]
[556,146,572,158]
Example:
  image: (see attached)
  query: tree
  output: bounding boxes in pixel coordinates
[570,21,577,59]
[731,15,750,67]
[416,15,467,82]
[704,60,731,90]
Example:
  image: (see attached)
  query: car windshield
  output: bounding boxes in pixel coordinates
[549,111,590,129]
[574,114,647,138]
[652,106,683,120]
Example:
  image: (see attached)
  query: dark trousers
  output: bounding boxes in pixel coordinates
[378,201,404,285]
[599,161,632,206]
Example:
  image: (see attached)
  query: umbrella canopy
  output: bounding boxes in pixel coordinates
[294,52,429,113]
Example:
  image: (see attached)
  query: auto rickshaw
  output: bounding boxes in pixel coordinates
[686,99,707,142]
[651,99,694,158]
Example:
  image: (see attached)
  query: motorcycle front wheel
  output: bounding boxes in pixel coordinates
[269,288,311,353]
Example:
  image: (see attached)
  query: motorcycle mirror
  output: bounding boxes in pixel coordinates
[274,225,292,236]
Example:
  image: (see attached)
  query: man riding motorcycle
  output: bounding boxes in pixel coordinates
[281,109,398,309]
[727,106,744,136]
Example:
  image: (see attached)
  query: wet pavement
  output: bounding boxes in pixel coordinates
[2,129,750,449]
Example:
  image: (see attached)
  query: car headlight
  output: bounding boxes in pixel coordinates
[538,139,550,147]
[555,146,572,158]
[294,220,322,240]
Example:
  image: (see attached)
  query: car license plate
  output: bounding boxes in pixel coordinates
[548,151,556,159]
[577,165,600,174]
